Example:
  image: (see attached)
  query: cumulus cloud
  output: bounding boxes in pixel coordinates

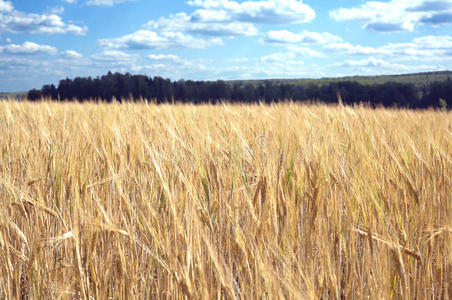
[91,50,136,62]
[261,52,296,63]
[407,1,452,12]
[0,0,13,12]
[0,1,87,35]
[332,57,445,74]
[61,50,83,59]
[420,12,452,25]
[99,0,316,52]
[133,61,211,79]
[145,12,258,37]
[324,35,452,60]
[187,0,315,24]
[0,41,58,55]
[330,0,452,32]
[339,58,397,68]
[227,52,313,78]
[324,42,380,56]
[147,54,181,62]
[264,30,342,44]
[99,29,223,50]
[287,46,325,58]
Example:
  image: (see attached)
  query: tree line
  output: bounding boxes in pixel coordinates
[27,71,451,109]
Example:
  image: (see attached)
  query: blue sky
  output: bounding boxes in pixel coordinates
[1,0,452,91]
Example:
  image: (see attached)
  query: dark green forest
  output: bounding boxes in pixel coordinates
[27,71,452,109]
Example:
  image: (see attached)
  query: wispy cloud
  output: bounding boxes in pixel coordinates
[86,0,135,6]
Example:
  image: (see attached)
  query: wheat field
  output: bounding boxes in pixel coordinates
[0,100,451,299]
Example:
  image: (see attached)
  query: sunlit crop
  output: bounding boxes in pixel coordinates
[0,100,451,299]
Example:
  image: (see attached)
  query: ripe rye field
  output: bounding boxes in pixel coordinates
[0,100,451,299]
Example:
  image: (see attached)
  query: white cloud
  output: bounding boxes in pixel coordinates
[86,0,134,6]
[131,56,213,80]
[333,58,446,74]
[0,0,13,12]
[147,54,181,62]
[49,6,65,14]
[265,30,342,44]
[261,52,296,63]
[0,41,58,55]
[227,57,249,63]
[330,0,452,32]
[99,29,223,50]
[413,34,452,48]
[99,0,315,54]
[324,35,452,60]
[187,0,315,24]
[191,9,230,22]
[63,0,77,3]
[339,58,397,68]
[145,12,258,37]
[233,55,309,78]
[91,50,136,62]
[133,62,210,78]
[287,46,325,58]
[253,46,328,78]
[324,42,380,55]
[61,50,83,59]
[0,1,87,35]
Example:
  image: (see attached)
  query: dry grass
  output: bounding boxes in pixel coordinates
[0,100,451,299]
